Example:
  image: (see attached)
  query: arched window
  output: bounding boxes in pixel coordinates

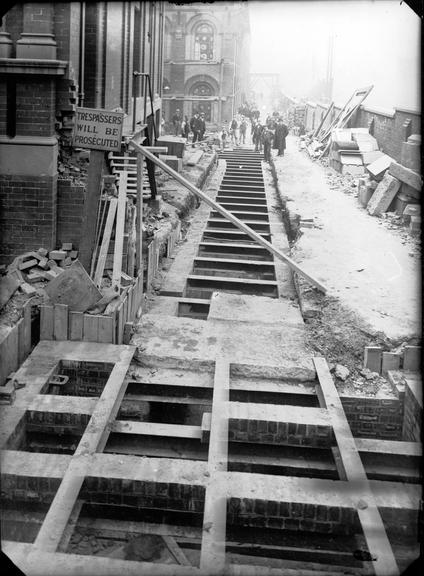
[194,23,214,60]
[192,82,213,97]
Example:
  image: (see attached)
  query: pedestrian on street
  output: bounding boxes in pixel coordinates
[253,122,264,152]
[190,112,202,147]
[239,117,247,144]
[181,115,190,141]
[198,113,206,141]
[172,109,182,136]
[230,117,238,146]
[262,127,273,162]
[274,118,289,156]
[221,123,229,150]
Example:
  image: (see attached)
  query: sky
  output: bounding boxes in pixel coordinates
[248,0,421,110]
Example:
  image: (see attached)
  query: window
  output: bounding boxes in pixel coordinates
[192,82,213,97]
[194,23,214,60]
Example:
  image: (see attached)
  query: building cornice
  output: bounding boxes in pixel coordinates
[0,58,68,76]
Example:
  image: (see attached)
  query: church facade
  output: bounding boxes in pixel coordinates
[162,1,250,127]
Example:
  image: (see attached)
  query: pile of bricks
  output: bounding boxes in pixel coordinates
[7,243,80,296]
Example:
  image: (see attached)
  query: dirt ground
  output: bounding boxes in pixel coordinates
[271,136,421,394]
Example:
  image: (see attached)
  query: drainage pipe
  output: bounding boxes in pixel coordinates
[129,141,327,294]
[78,2,86,106]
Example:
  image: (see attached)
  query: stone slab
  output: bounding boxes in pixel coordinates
[208,292,303,328]
[44,260,102,312]
[366,153,395,179]
[0,273,21,308]
[388,161,422,191]
[367,172,401,216]
[401,141,421,172]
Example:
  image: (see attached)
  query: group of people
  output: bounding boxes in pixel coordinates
[250,114,289,161]
[171,109,206,146]
[169,107,289,162]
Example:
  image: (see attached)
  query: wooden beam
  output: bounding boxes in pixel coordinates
[32,345,135,553]
[79,150,104,271]
[200,358,230,574]
[93,198,117,287]
[129,142,327,293]
[163,535,192,566]
[112,172,128,291]
[136,153,144,275]
[313,357,400,576]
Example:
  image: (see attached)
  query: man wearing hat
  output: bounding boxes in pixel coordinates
[172,108,182,136]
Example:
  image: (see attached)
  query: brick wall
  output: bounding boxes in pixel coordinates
[341,396,403,440]
[1,474,61,505]
[56,180,85,250]
[16,79,56,137]
[52,360,114,397]
[402,383,422,442]
[0,174,57,264]
[25,410,90,437]
[229,418,334,448]
[81,477,205,513]
[227,497,359,535]
[303,101,420,164]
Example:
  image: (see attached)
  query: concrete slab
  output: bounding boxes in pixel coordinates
[208,293,303,328]
[133,291,315,380]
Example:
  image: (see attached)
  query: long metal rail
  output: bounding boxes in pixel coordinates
[129,141,327,294]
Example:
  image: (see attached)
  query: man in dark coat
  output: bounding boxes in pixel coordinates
[172,109,182,136]
[262,127,273,162]
[198,113,206,141]
[190,112,202,147]
[274,119,289,156]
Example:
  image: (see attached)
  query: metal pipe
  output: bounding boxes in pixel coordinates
[129,141,327,294]
[78,2,86,106]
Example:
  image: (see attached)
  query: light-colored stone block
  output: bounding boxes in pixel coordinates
[367,172,401,216]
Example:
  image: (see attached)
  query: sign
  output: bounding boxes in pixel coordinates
[73,107,124,152]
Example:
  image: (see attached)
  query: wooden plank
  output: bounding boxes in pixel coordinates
[79,149,104,271]
[123,322,133,345]
[83,314,99,342]
[32,345,135,553]
[53,304,68,341]
[90,196,108,277]
[163,535,192,566]
[94,198,118,287]
[98,316,114,343]
[40,305,54,340]
[23,300,32,358]
[112,172,128,291]
[136,154,143,274]
[313,357,400,576]
[200,358,229,574]
[112,421,202,439]
[127,285,134,321]
[69,311,83,341]
[17,317,25,366]
[0,327,18,385]
[115,302,123,344]
[126,203,136,278]
[130,142,327,293]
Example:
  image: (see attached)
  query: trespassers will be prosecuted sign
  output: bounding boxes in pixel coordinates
[72,107,124,151]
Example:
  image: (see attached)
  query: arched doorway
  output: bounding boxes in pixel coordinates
[190,82,214,121]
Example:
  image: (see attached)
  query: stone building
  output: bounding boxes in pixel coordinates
[162,1,250,128]
[0,2,165,263]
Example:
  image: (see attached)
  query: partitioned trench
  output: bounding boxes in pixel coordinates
[1,344,421,575]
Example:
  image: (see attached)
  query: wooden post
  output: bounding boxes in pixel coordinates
[136,153,143,274]
[79,150,104,272]
[112,172,128,291]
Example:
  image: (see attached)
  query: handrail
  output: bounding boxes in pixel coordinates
[129,141,327,294]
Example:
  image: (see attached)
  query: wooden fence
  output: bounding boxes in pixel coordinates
[0,300,33,386]
[37,221,182,346]
[39,271,144,345]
